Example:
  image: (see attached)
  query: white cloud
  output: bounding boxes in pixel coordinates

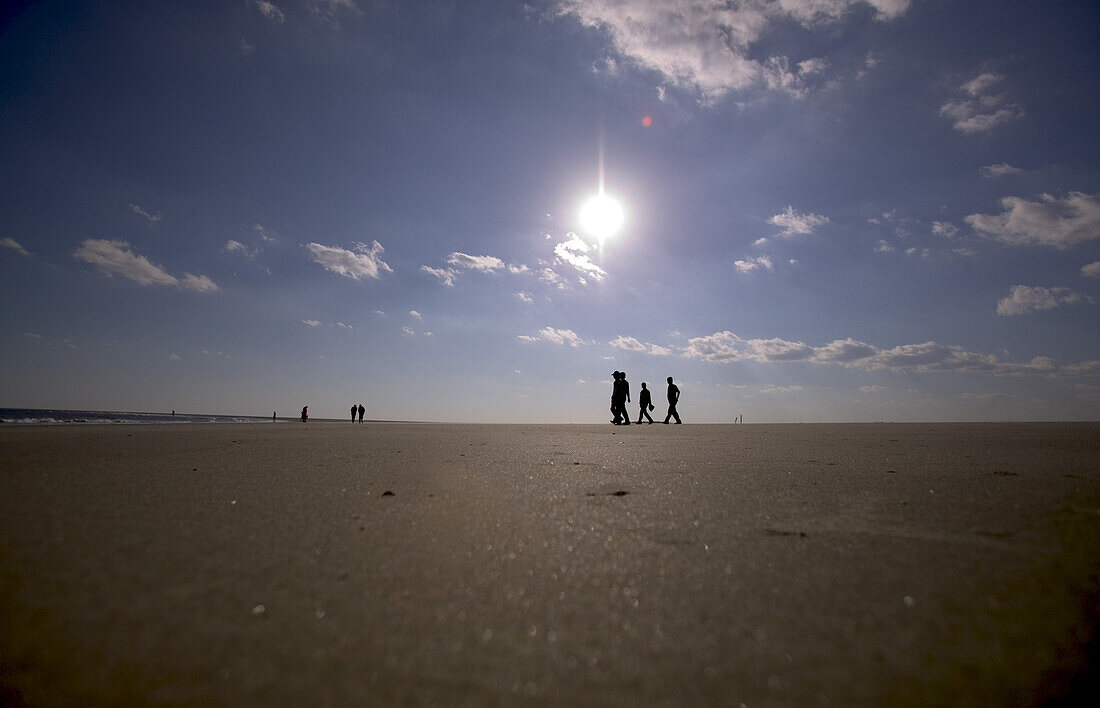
[1,237,30,256]
[734,255,773,273]
[253,224,277,242]
[409,310,421,319]
[860,385,887,393]
[402,326,415,335]
[1082,262,1100,278]
[179,274,218,293]
[553,234,606,280]
[555,0,907,105]
[306,240,392,279]
[240,38,254,55]
[169,353,181,361]
[302,319,321,327]
[940,72,1024,133]
[517,291,534,303]
[996,285,1095,316]
[760,384,803,394]
[931,221,958,238]
[23,332,42,339]
[253,0,285,23]
[336,322,353,330]
[874,240,894,253]
[609,335,671,356]
[966,192,1100,248]
[768,206,829,236]
[224,239,259,258]
[538,267,566,289]
[129,203,161,223]
[508,263,530,274]
[905,247,930,258]
[518,326,583,347]
[981,163,1023,178]
[421,265,457,286]
[74,239,217,292]
[446,252,505,272]
[681,330,1095,377]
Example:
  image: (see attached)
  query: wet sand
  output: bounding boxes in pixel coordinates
[1,422,1098,705]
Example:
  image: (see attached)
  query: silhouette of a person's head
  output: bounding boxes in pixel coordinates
[667,376,673,384]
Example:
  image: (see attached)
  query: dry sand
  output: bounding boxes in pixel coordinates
[1,422,1098,705]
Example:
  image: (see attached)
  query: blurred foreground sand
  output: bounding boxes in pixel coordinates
[1,422,1098,705]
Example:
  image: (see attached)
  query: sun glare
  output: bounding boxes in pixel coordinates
[579,193,624,240]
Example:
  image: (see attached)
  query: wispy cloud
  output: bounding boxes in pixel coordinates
[516,291,534,303]
[74,239,218,292]
[966,191,1100,248]
[553,234,606,280]
[252,0,286,24]
[996,285,1095,316]
[932,221,958,238]
[768,206,829,236]
[517,326,583,347]
[446,252,505,272]
[306,240,392,279]
[981,162,1023,178]
[538,267,566,289]
[734,255,773,273]
[762,55,827,98]
[1,237,30,256]
[940,72,1024,133]
[1082,261,1100,278]
[409,310,422,319]
[302,319,321,327]
[129,203,161,223]
[421,265,457,286]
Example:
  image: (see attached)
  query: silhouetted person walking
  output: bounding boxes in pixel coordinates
[612,371,631,425]
[637,382,654,424]
[300,406,308,422]
[351,405,358,422]
[357,404,365,422]
[663,377,681,424]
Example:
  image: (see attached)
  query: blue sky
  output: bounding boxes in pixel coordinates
[2,0,1099,422]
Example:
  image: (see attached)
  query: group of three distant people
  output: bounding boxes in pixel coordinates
[611,372,681,425]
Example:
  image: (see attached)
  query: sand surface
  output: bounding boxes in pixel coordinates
[1,422,1098,705]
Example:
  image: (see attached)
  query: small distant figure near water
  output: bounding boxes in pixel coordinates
[273,411,276,422]
[663,377,682,424]
[300,406,308,422]
[357,404,365,422]
[172,410,175,416]
[637,382,654,424]
[351,405,358,422]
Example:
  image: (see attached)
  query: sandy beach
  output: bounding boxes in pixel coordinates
[1,422,1098,705]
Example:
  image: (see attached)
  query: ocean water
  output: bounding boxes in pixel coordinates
[0,408,282,425]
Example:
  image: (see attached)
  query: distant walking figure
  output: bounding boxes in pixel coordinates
[300,406,308,422]
[663,377,682,424]
[273,411,276,422]
[351,405,358,422]
[637,382,654,424]
[357,404,365,423]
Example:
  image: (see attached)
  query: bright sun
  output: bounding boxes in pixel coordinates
[579,192,624,240]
